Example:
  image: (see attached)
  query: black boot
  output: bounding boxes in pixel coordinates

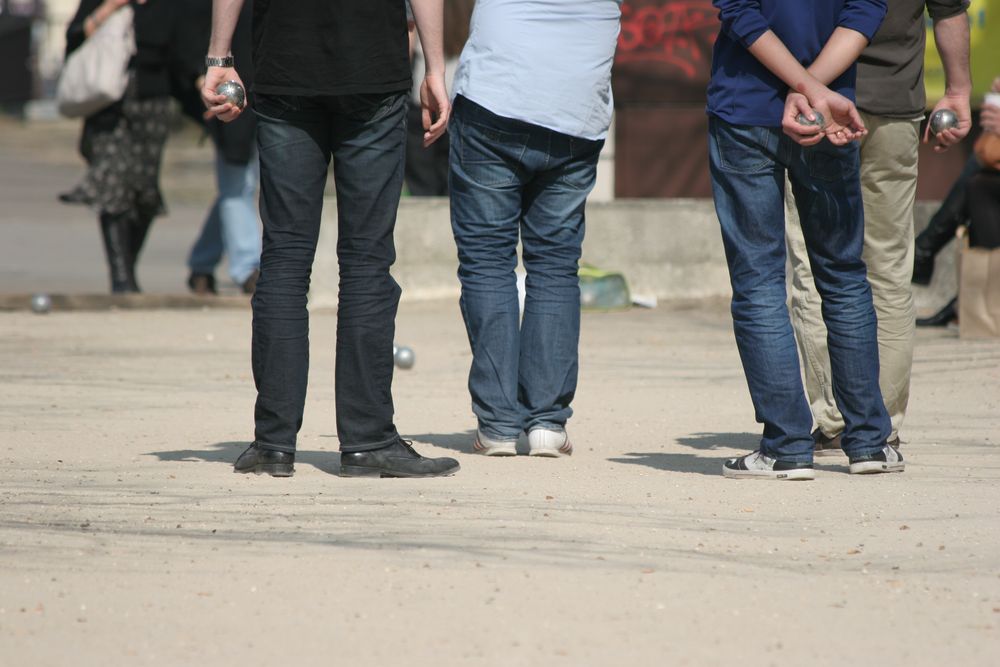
[127,215,153,292]
[99,213,139,293]
[916,297,958,327]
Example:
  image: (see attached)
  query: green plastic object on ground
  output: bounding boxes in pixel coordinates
[579,264,631,311]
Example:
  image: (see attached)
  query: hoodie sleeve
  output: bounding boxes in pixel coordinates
[713,0,771,50]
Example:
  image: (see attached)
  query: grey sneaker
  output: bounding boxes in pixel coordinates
[848,443,905,474]
[473,430,517,457]
[723,450,815,480]
[527,428,573,457]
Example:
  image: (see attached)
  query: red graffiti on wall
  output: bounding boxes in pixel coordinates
[616,0,719,79]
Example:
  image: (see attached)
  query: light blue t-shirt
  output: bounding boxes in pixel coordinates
[452,0,623,141]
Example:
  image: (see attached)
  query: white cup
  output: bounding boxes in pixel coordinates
[984,92,1000,109]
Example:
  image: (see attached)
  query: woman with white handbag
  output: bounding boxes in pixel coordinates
[64,0,187,293]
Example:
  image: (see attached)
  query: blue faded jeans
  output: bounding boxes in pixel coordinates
[449,96,604,440]
[187,150,261,285]
[251,92,408,453]
[708,116,890,463]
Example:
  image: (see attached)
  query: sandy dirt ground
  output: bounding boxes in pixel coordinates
[1,300,998,667]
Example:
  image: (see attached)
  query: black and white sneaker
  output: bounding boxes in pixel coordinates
[723,450,815,480]
[848,444,905,474]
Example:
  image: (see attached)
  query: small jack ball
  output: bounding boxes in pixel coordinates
[31,293,52,314]
[795,111,825,127]
[216,80,246,109]
[929,108,958,135]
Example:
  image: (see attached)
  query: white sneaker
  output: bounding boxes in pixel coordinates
[473,430,517,457]
[528,428,573,457]
[723,450,815,480]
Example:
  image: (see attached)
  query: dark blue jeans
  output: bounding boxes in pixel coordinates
[251,92,408,453]
[449,96,604,440]
[708,116,890,462]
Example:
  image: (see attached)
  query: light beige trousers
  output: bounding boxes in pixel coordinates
[785,113,920,440]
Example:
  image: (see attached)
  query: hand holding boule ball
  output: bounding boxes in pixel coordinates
[215,80,246,110]
[795,110,825,128]
[929,108,958,135]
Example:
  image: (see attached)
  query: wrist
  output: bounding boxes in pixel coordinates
[795,77,826,101]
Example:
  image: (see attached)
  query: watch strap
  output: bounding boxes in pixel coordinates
[205,56,235,68]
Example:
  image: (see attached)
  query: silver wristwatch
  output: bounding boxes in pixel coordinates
[205,55,235,68]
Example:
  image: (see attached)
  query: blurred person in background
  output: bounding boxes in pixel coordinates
[66,0,195,293]
[178,0,260,296]
[919,79,1000,326]
[404,0,475,196]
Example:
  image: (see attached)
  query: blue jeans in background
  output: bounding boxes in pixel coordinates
[251,92,408,453]
[707,116,890,463]
[187,151,262,285]
[449,96,604,440]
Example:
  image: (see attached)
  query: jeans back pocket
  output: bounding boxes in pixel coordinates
[458,117,530,189]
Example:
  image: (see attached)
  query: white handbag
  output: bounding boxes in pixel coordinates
[56,6,137,118]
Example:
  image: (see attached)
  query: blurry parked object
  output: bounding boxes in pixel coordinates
[579,265,631,312]
[55,4,135,117]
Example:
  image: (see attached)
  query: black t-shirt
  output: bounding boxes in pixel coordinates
[252,0,411,96]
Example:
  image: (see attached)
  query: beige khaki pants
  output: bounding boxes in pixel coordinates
[785,113,920,440]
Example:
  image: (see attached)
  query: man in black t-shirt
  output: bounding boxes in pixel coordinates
[201,0,458,479]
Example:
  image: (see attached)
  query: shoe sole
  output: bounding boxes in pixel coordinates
[723,467,815,480]
[234,463,294,477]
[338,463,461,479]
[473,436,517,457]
[527,433,573,458]
[849,461,905,474]
[528,444,573,458]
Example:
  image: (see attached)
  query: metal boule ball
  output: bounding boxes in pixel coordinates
[795,110,825,127]
[215,80,246,109]
[929,108,958,134]
[31,293,52,314]
[394,345,415,370]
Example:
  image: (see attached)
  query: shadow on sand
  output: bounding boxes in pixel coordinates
[147,441,342,475]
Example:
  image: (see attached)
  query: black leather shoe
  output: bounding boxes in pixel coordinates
[339,438,460,478]
[916,297,957,327]
[234,443,295,477]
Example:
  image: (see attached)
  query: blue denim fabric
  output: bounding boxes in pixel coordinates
[187,150,262,285]
[708,116,890,462]
[251,92,408,452]
[449,96,604,440]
